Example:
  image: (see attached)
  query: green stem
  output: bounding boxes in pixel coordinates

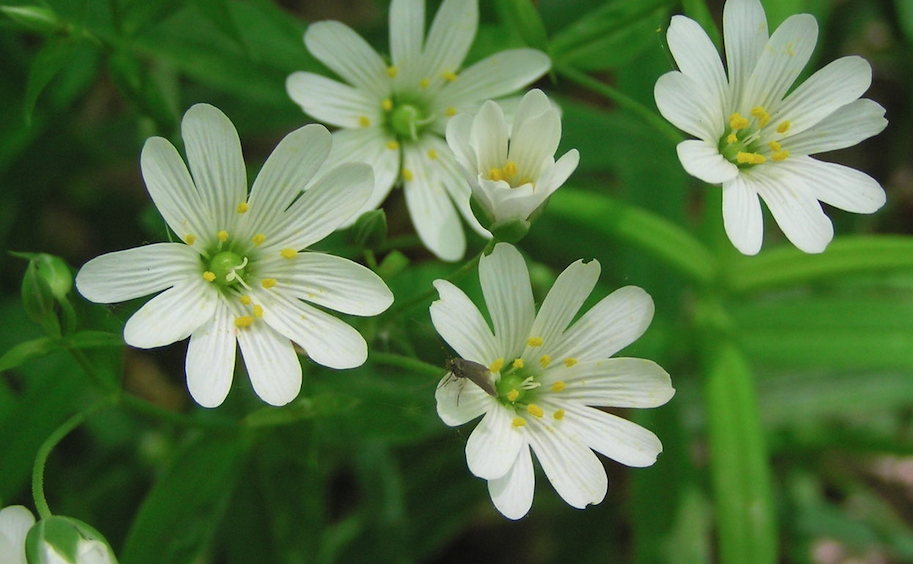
[371,352,444,378]
[556,64,685,145]
[69,348,117,393]
[32,397,116,519]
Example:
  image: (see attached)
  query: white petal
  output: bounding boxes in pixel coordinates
[123,278,218,348]
[186,301,236,408]
[285,72,382,129]
[480,243,535,360]
[141,137,213,240]
[723,0,769,106]
[304,21,388,94]
[654,72,724,141]
[245,124,331,236]
[507,103,561,181]
[264,252,393,316]
[751,166,834,253]
[666,15,728,117]
[435,49,550,109]
[562,403,664,468]
[488,444,535,520]
[390,0,424,70]
[785,98,887,156]
[255,289,368,369]
[741,14,817,111]
[445,112,477,174]
[535,149,579,198]
[181,104,248,229]
[509,89,552,135]
[676,139,739,184]
[548,286,654,362]
[435,373,491,426]
[428,136,489,237]
[466,406,525,480]
[269,162,374,251]
[526,416,608,509]
[526,256,599,353]
[548,358,674,408]
[421,0,478,87]
[403,144,466,261]
[76,243,200,303]
[430,279,499,362]
[722,175,765,255]
[778,156,885,214]
[0,506,34,564]
[470,100,509,174]
[237,321,301,406]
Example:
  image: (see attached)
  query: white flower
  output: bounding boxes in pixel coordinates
[76,104,394,408]
[432,243,674,519]
[0,506,34,564]
[286,0,551,261]
[654,0,887,255]
[445,89,579,240]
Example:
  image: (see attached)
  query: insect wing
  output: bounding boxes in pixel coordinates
[447,358,498,397]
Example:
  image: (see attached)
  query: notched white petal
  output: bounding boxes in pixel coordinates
[488,444,535,520]
[466,406,525,480]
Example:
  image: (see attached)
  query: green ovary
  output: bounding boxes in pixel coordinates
[208,251,247,287]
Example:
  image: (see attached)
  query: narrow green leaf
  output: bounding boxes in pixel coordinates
[106,49,178,134]
[121,433,246,564]
[243,393,360,428]
[704,341,777,564]
[23,38,77,126]
[549,188,717,286]
[727,236,913,294]
[494,0,549,53]
[191,0,246,49]
[66,331,124,350]
[0,337,59,372]
[121,0,186,36]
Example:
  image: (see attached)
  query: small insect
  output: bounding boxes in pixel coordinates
[443,358,498,398]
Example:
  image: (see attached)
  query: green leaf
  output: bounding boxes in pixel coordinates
[121,0,187,36]
[726,236,913,293]
[899,0,913,43]
[23,38,78,126]
[242,393,360,428]
[191,0,245,48]
[121,433,247,564]
[0,337,60,372]
[107,49,178,134]
[494,0,549,53]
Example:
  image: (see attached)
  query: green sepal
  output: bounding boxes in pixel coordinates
[351,210,388,251]
[376,250,410,281]
[26,515,117,563]
[17,253,74,337]
[489,218,530,244]
[468,194,495,231]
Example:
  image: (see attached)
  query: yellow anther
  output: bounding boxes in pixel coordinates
[217,230,229,242]
[511,417,526,428]
[280,248,298,259]
[489,358,504,373]
[381,98,393,111]
[736,151,767,165]
[564,358,577,367]
[726,133,738,144]
[386,66,398,78]
[553,409,565,420]
[512,358,525,369]
[445,107,457,117]
[527,404,544,418]
[771,150,790,162]
[239,295,252,305]
[253,304,264,318]
[751,106,770,127]
[402,168,414,182]
[234,316,254,328]
[507,389,520,402]
[441,70,457,82]
[236,202,249,214]
[539,355,551,368]
[419,78,430,89]
[203,271,216,282]
[427,149,438,160]
[503,161,518,178]
[261,278,277,289]
[729,113,749,130]
[488,168,504,182]
[527,337,543,347]
[251,233,266,246]
[386,140,400,150]
[551,381,566,392]
[776,120,791,134]
[185,234,197,246]
[358,116,371,128]
[768,140,782,152]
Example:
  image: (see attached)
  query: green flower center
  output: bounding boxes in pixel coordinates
[717,106,792,169]
[381,96,436,142]
[208,251,247,287]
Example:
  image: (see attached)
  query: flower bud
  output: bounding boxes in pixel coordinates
[18,253,74,336]
[26,516,118,564]
[351,209,387,251]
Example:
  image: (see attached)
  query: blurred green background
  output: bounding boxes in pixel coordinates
[1,0,913,562]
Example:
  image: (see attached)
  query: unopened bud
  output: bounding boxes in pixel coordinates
[26,516,118,564]
[351,209,387,251]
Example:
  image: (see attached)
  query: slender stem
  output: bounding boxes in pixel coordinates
[371,352,444,378]
[364,249,378,271]
[32,397,116,519]
[69,348,117,393]
[556,64,685,145]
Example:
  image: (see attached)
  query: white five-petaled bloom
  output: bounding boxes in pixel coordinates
[76,104,394,408]
[0,506,34,564]
[432,243,675,519]
[286,0,551,261]
[445,89,579,242]
[654,0,888,255]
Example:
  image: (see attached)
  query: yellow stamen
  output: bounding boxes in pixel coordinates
[358,116,371,128]
[185,234,196,246]
[553,409,565,420]
[512,358,525,369]
[768,140,782,152]
[251,234,266,246]
[551,381,566,392]
[539,355,551,368]
[203,271,216,282]
[441,70,457,82]
[776,120,791,134]
[253,304,264,318]
[386,66,398,78]
[217,230,229,242]
[527,337,543,347]
[445,107,457,117]
[527,404,544,418]
[771,150,790,162]
[236,202,249,214]
[489,358,504,373]
[503,161,518,178]
[381,98,393,112]
[419,78,430,89]
[564,358,577,367]
[402,168,414,182]
[240,295,252,305]
[234,316,254,328]
[511,417,526,428]
[726,133,738,144]
[750,106,770,127]
[427,149,438,160]
[261,278,277,289]
[736,151,767,165]
[729,113,749,130]
[386,140,400,150]
[488,168,503,182]
[280,248,297,259]
[507,389,520,402]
